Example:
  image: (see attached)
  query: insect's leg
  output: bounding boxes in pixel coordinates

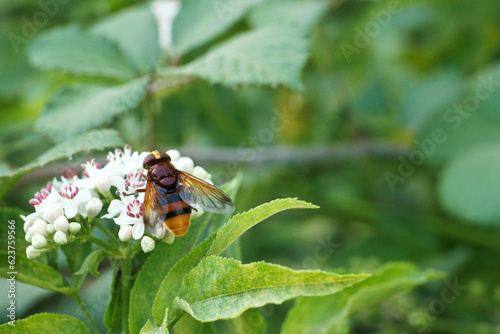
[122,188,146,196]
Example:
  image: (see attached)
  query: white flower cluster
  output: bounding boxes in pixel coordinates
[22,146,214,257]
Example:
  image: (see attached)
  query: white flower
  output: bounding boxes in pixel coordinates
[153,225,167,239]
[54,231,68,245]
[29,219,48,237]
[46,224,56,235]
[173,157,194,173]
[151,1,181,51]
[69,222,81,235]
[105,146,148,177]
[32,234,48,249]
[95,176,112,193]
[21,212,41,232]
[26,245,41,259]
[32,188,62,220]
[43,203,64,223]
[192,166,209,180]
[81,159,113,193]
[141,236,155,253]
[166,149,181,162]
[112,172,147,195]
[112,197,145,240]
[54,216,69,232]
[118,225,134,242]
[86,197,103,219]
[58,185,92,218]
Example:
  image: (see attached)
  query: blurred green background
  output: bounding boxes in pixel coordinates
[1,0,500,333]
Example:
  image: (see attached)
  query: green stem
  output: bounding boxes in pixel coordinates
[120,257,132,334]
[73,235,120,257]
[72,293,101,334]
[93,218,119,245]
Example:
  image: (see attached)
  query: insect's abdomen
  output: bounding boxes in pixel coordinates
[162,190,192,236]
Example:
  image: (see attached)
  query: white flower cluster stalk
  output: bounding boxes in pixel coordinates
[22,146,214,257]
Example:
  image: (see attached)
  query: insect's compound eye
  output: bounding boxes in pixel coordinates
[159,152,171,162]
[142,154,156,169]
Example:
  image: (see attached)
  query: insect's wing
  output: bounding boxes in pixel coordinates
[178,171,235,214]
[143,179,168,227]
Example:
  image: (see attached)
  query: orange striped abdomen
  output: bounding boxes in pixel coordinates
[162,190,192,236]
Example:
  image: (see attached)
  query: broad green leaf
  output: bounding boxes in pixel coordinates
[152,198,318,325]
[141,309,170,334]
[216,309,267,334]
[282,262,444,334]
[92,4,160,72]
[439,144,500,224]
[172,0,260,55]
[75,249,108,278]
[0,251,74,295]
[172,256,369,323]
[0,313,90,334]
[128,215,213,334]
[28,25,136,80]
[0,129,124,200]
[35,77,148,142]
[249,0,328,31]
[161,26,309,90]
[174,314,216,334]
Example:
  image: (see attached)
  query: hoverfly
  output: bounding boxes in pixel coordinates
[134,150,234,237]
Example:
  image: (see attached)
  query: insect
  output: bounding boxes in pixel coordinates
[135,150,234,237]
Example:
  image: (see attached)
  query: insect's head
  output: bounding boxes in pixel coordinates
[143,150,171,169]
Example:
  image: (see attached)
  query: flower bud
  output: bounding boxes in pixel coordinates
[166,149,181,162]
[192,209,204,220]
[23,219,35,233]
[86,198,103,219]
[32,234,48,249]
[26,245,42,259]
[154,226,166,239]
[46,224,56,235]
[43,204,64,223]
[141,236,155,253]
[30,219,48,237]
[192,166,208,180]
[163,231,175,244]
[69,222,81,235]
[25,231,33,243]
[118,225,133,242]
[96,176,112,193]
[175,157,194,173]
[54,231,68,245]
[54,216,69,232]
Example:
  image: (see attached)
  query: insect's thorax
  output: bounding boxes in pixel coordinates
[148,161,178,190]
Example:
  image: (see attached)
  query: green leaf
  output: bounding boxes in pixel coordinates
[172,256,369,323]
[28,25,136,80]
[174,314,216,334]
[249,0,328,31]
[0,313,90,333]
[152,198,318,325]
[0,129,124,200]
[172,0,260,55]
[0,251,74,295]
[282,262,444,334]
[61,242,92,289]
[439,144,500,224]
[104,261,122,332]
[162,26,309,90]
[128,216,213,334]
[35,77,148,142]
[218,309,267,334]
[75,249,108,278]
[92,4,160,72]
[140,308,170,334]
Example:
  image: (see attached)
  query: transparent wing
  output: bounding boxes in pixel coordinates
[178,171,235,214]
[143,179,168,228]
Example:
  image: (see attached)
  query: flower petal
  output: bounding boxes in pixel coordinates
[132,221,145,240]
